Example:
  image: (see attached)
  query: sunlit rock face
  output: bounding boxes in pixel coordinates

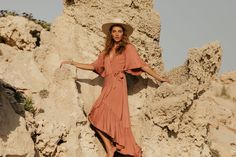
[0,0,235,157]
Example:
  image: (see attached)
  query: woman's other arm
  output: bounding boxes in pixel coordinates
[141,65,170,83]
[60,60,94,71]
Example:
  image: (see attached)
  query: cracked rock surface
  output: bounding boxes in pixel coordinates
[0,0,235,157]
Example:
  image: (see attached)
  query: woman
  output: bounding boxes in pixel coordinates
[60,18,170,157]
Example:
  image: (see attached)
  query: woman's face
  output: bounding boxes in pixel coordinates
[111,25,124,43]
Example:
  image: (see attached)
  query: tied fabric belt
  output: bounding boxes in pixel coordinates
[113,71,125,81]
[104,71,125,81]
[104,71,125,96]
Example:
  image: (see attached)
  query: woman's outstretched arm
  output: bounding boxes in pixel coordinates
[141,65,170,83]
[60,60,94,71]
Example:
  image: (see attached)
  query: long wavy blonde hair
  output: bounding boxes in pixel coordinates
[104,24,130,55]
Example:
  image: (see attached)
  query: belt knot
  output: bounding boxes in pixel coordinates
[113,71,124,81]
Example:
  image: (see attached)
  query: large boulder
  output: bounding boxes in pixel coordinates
[0,0,235,156]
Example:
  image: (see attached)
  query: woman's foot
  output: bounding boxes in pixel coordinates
[106,146,117,157]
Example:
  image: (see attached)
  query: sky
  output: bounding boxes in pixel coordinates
[155,0,236,73]
[0,0,235,73]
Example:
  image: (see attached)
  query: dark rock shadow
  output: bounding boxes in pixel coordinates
[74,76,104,94]
[89,124,107,153]
[114,152,133,157]
[65,0,75,6]
[0,80,21,142]
[74,73,160,95]
[126,74,160,95]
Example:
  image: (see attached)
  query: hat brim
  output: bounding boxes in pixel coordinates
[102,22,134,36]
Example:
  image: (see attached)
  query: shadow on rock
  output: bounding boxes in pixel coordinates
[0,80,22,142]
[74,73,160,95]
[74,76,104,93]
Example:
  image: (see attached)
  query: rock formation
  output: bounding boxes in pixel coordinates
[0,0,235,157]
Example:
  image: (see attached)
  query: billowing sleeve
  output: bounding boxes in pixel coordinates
[90,52,105,77]
[124,44,148,75]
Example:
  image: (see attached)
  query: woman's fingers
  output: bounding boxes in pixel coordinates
[165,78,171,84]
[60,62,64,68]
[60,61,71,68]
[160,76,171,83]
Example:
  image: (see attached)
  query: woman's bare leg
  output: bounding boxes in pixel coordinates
[95,129,116,157]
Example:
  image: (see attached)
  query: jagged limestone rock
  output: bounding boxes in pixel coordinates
[0,0,235,157]
[0,81,35,157]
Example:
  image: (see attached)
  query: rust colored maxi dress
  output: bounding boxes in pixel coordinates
[88,43,147,157]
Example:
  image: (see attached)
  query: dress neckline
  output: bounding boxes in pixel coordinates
[109,51,117,62]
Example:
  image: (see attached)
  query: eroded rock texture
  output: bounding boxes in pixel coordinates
[0,0,235,157]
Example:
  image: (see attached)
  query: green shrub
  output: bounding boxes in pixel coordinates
[23,96,36,114]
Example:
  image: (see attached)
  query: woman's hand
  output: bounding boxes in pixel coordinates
[60,60,74,68]
[141,66,171,84]
[60,60,94,71]
[158,76,171,83]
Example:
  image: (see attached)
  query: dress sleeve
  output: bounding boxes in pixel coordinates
[124,44,148,76]
[90,52,105,77]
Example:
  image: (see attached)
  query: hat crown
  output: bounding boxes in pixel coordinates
[111,18,125,24]
[102,18,134,36]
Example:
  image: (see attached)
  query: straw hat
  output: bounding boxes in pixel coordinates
[102,18,134,36]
